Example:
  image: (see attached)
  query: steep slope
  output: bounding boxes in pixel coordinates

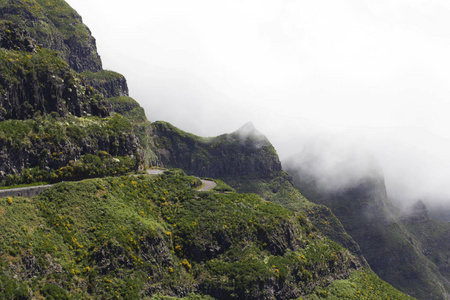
[400,201,450,294]
[154,121,281,179]
[428,202,450,222]
[0,171,414,299]
[0,0,160,184]
[0,21,110,120]
[285,156,449,300]
[0,1,419,298]
[153,121,367,264]
[0,0,102,72]
[0,172,352,299]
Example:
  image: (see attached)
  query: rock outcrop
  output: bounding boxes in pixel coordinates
[0,0,102,72]
[0,0,154,181]
[83,70,129,99]
[286,158,449,300]
[153,121,282,178]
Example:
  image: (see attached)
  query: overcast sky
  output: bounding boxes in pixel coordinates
[67,0,450,205]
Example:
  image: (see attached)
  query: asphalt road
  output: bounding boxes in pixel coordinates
[146,169,165,175]
[198,180,217,191]
[0,170,216,198]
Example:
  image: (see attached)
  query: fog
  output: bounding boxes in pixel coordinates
[67,0,450,206]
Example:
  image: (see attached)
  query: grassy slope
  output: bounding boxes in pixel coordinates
[0,0,102,72]
[400,207,450,293]
[0,1,419,298]
[153,122,365,262]
[0,171,413,299]
[286,167,447,300]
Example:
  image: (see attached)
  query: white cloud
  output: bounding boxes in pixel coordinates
[67,0,450,204]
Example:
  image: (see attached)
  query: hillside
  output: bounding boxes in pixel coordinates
[400,201,450,295]
[0,171,412,299]
[0,0,160,184]
[153,121,367,262]
[285,156,450,300]
[153,121,281,179]
[0,0,418,299]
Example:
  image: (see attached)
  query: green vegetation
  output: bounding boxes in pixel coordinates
[82,70,124,82]
[82,70,129,99]
[0,0,102,72]
[222,171,365,261]
[210,179,235,193]
[0,1,423,298]
[307,269,415,299]
[153,121,281,179]
[0,113,144,186]
[0,45,108,120]
[286,164,447,300]
[0,171,410,299]
[400,204,450,294]
[2,152,136,186]
[107,96,147,122]
[34,0,90,37]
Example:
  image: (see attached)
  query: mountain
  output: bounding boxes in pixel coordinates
[153,121,281,179]
[0,0,160,184]
[153,121,367,262]
[285,153,450,300]
[0,0,417,298]
[400,201,450,296]
[0,171,412,299]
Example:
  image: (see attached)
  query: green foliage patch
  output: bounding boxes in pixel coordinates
[0,171,405,299]
[106,96,147,122]
[0,113,142,186]
[307,269,415,299]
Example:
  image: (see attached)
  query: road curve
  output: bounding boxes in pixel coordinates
[198,180,217,192]
[146,169,165,175]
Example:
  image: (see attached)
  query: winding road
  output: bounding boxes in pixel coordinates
[198,180,217,192]
[1,169,217,198]
[146,169,165,175]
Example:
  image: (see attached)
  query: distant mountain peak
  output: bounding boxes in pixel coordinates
[403,199,430,222]
[236,121,265,138]
[238,121,256,131]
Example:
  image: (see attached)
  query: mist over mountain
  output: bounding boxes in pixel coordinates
[2,0,450,298]
[66,0,450,210]
[284,140,450,299]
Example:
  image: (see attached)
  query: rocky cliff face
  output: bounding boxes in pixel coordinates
[153,121,368,268]
[0,46,111,120]
[401,201,450,296]
[0,1,422,299]
[154,121,282,178]
[82,70,129,99]
[0,0,102,72]
[286,158,449,300]
[0,0,154,182]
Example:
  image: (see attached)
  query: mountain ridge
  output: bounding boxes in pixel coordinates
[0,0,422,299]
[285,153,450,300]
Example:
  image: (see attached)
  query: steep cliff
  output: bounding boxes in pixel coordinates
[285,158,449,300]
[0,28,111,120]
[0,0,159,183]
[0,0,422,298]
[83,70,129,99]
[153,121,367,265]
[401,201,450,295]
[154,121,281,179]
[0,0,102,72]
